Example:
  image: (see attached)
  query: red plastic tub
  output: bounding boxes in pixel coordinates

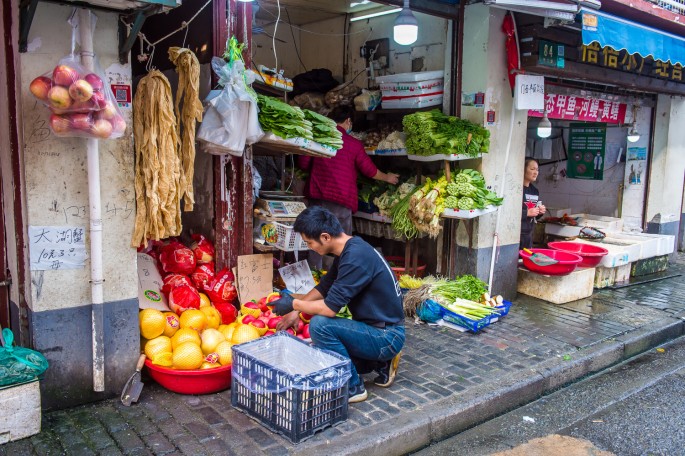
[385,256,427,280]
[519,248,583,276]
[547,241,608,268]
[145,359,231,394]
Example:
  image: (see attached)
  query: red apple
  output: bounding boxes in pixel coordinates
[257,297,269,312]
[49,114,71,134]
[242,314,256,325]
[30,76,52,100]
[70,113,92,131]
[296,334,306,339]
[244,301,259,310]
[296,319,305,334]
[47,86,72,109]
[300,312,313,323]
[68,80,93,102]
[262,310,273,319]
[266,293,281,303]
[52,65,80,86]
[302,324,310,339]
[100,101,117,120]
[285,328,296,336]
[250,320,266,329]
[110,115,126,135]
[264,330,276,336]
[84,73,103,91]
[267,317,282,329]
[91,118,113,138]
[90,90,106,108]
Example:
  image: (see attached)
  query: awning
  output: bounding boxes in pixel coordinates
[484,0,579,21]
[581,8,685,66]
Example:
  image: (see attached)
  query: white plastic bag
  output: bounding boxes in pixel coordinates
[197,57,263,156]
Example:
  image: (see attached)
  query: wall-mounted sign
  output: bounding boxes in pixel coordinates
[29,226,87,270]
[514,74,545,110]
[581,44,683,84]
[538,40,565,68]
[567,123,606,180]
[528,94,626,124]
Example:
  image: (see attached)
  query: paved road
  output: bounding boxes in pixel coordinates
[414,334,685,456]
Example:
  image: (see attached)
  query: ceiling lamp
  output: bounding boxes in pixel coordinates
[393,0,418,46]
[238,0,252,2]
[537,111,552,138]
[627,123,640,143]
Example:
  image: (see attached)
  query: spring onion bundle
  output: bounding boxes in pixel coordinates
[403,110,490,157]
[257,95,312,140]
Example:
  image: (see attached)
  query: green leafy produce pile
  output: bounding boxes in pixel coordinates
[304,109,343,150]
[358,176,391,204]
[257,95,313,140]
[444,169,503,210]
[403,110,490,157]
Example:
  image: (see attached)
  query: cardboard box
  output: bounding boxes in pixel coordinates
[0,380,41,444]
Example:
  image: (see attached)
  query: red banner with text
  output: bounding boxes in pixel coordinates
[528,94,627,124]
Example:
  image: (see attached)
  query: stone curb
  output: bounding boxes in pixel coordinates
[293,316,685,456]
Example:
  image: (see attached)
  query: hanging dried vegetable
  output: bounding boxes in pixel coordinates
[131,70,181,247]
[168,47,202,211]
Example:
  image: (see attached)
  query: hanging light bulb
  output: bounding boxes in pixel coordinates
[237,0,252,2]
[537,111,552,138]
[393,0,418,46]
[627,122,640,143]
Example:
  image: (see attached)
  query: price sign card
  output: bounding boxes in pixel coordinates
[278,260,316,294]
[236,254,273,303]
[137,252,170,311]
[29,226,87,271]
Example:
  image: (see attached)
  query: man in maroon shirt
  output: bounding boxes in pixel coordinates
[299,106,399,268]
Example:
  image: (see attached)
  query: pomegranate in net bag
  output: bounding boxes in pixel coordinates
[205,268,238,304]
[169,285,201,315]
[159,242,196,276]
[190,263,215,291]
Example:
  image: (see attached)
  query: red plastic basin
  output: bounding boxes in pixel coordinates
[519,248,583,276]
[145,359,231,395]
[547,241,608,268]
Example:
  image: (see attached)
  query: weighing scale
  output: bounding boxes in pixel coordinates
[255,192,307,220]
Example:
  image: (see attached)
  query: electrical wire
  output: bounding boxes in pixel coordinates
[284,7,308,72]
[259,5,370,36]
[273,0,281,74]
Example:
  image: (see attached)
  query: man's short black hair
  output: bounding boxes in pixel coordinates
[294,206,344,239]
[328,106,354,124]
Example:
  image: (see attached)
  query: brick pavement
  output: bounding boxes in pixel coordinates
[3,255,685,455]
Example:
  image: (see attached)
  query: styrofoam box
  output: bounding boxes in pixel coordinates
[0,380,41,444]
[381,96,443,110]
[617,232,675,256]
[605,233,661,260]
[381,86,444,100]
[573,238,641,267]
[379,79,444,93]
[571,214,623,232]
[375,70,444,84]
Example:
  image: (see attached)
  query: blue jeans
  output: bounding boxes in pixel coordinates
[309,315,405,387]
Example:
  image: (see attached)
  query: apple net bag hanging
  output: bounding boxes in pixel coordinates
[28,13,126,139]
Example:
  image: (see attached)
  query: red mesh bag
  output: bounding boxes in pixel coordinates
[190,234,215,264]
[190,263,215,291]
[213,301,238,325]
[161,273,193,296]
[205,268,238,304]
[169,285,201,315]
[159,241,196,276]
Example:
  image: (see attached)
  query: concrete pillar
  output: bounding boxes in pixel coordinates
[645,95,685,256]
[20,3,137,409]
[453,5,527,297]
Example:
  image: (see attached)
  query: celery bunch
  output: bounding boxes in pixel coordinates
[403,110,490,157]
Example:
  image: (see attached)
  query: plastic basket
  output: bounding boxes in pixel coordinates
[385,255,427,280]
[231,333,351,444]
[440,300,512,333]
[272,221,308,251]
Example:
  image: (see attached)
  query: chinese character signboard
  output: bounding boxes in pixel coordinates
[514,74,545,110]
[528,94,626,124]
[567,123,606,180]
[538,40,565,68]
[29,226,87,270]
[581,44,683,83]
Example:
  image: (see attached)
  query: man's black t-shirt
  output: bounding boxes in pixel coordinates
[315,237,404,326]
[521,183,540,237]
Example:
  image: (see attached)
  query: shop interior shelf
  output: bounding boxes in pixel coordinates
[253,241,280,253]
[353,212,393,224]
[441,206,498,219]
[407,153,482,162]
[252,135,337,158]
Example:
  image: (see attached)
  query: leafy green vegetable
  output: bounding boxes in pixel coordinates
[257,95,313,140]
[402,110,490,157]
[431,275,488,303]
[304,109,343,149]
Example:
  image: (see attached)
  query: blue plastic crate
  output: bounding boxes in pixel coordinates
[231,333,351,444]
[440,300,512,333]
